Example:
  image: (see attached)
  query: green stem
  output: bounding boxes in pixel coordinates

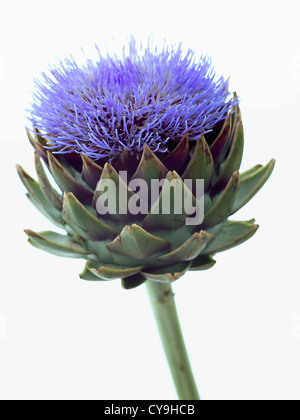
[145,279,200,400]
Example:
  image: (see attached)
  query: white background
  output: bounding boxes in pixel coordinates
[0,0,299,400]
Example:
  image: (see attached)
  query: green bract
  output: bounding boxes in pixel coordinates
[18,103,275,289]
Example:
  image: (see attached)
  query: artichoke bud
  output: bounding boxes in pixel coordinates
[18,42,275,289]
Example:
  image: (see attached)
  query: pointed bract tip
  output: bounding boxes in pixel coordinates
[24,229,36,237]
[16,164,29,180]
[141,143,156,161]
[167,170,180,180]
[103,162,113,172]
[63,191,74,200]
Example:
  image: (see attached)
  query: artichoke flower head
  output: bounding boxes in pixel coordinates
[17,38,275,289]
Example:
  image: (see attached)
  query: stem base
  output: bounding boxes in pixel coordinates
[146,279,200,400]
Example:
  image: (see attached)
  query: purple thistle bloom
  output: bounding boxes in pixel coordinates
[29,39,238,160]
